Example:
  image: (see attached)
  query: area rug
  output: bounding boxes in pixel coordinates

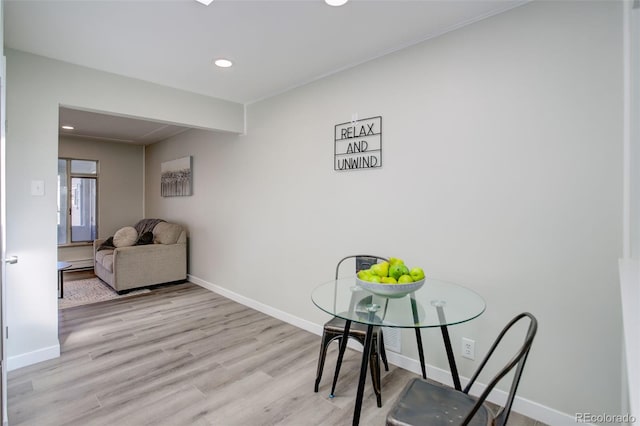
[59,277,151,309]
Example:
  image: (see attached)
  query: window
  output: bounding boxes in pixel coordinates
[58,158,98,244]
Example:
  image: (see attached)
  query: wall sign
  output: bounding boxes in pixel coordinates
[334,116,382,171]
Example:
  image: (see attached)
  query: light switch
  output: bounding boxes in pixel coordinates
[31,180,45,196]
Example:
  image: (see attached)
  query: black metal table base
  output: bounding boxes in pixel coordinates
[330,299,463,425]
[337,325,462,425]
[352,324,374,426]
[441,325,461,390]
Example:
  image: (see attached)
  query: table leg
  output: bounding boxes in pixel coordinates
[352,323,374,426]
[436,305,461,391]
[330,320,352,398]
[440,325,461,391]
[414,329,427,379]
[58,270,64,299]
[410,294,427,379]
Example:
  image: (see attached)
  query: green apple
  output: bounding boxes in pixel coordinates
[357,269,373,281]
[389,263,410,280]
[381,276,397,284]
[398,274,414,284]
[410,267,425,281]
[370,261,389,278]
[389,257,404,266]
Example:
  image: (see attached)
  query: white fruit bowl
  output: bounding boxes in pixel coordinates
[356,277,425,298]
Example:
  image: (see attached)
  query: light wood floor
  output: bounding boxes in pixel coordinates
[8,279,544,425]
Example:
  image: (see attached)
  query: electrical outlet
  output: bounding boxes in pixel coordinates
[462,337,475,360]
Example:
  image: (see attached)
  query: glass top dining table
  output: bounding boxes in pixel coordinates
[311,276,486,426]
[312,276,486,329]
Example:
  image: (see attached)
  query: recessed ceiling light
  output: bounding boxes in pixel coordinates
[214,59,233,68]
[325,0,348,6]
[195,0,214,5]
[61,125,75,130]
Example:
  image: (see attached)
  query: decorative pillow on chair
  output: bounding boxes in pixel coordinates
[153,222,183,245]
[113,226,138,247]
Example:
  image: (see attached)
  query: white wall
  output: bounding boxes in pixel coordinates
[58,136,144,268]
[4,49,244,369]
[146,1,623,421]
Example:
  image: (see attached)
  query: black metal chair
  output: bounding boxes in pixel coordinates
[314,255,390,407]
[386,312,537,426]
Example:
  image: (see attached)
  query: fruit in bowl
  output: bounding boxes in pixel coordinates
[410,267,426,281]
[356,257,426,298]
[357,258,424,284]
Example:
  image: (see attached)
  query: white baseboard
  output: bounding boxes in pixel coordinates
[188,274,581,426]
[7,344,60,371]
[188,274,323,336]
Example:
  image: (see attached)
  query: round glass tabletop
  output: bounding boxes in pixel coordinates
[312,276,486,328]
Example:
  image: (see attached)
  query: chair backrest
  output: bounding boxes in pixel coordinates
[333,255,388,316]
[335,254,389,279]
[462,312,538,426]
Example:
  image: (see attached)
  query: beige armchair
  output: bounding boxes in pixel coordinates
[93,221,187,293]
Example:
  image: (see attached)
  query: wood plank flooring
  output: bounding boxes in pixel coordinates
[8,280,543,426]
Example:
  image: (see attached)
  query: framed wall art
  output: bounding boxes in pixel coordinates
[161,156,192,197]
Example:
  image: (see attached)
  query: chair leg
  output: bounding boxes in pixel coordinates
[378,329,389,371]
[319,327,385,404]
[314,332,335,392]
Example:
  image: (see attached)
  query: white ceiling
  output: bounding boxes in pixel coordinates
[5,0,528,143]
[59,107,192,145]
